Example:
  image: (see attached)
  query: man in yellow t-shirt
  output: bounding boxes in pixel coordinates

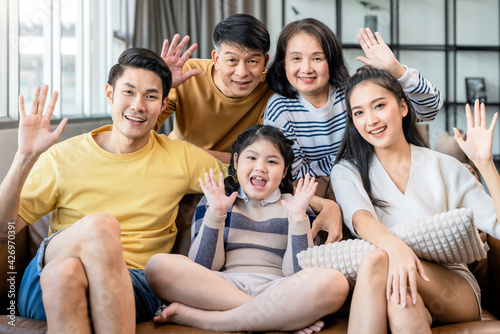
[0,47,226,332]
[156,14,274,163]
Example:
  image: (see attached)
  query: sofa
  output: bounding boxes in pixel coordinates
[1,193,500,333]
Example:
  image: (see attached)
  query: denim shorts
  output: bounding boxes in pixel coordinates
[18,230,162,322]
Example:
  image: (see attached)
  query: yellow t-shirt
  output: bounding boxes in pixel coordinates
[19,125,227,269]
[156,59,274,152]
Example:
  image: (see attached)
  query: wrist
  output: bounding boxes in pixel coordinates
[288,211,308,221]
[390,63,406,79]
[14,151,40,170]
[207,207,228,217]
[475,159,498,176]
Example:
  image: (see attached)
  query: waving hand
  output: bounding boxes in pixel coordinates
[454,100,498,165]
[161,34,202,89]
[282,174,318,220]
[199,169,238,216]
[356,28,406,78]
[18,85,67,157]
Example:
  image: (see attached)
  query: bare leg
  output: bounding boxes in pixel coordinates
[416,261,479,323]
[145,253,252,310]
[388,292,432,334]
[155,267,349,332]
[388,261,479,333]
[348,249,389,334]
[41,258,91,334]
[42,213,134,334]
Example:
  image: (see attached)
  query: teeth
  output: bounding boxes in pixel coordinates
[125,115,144,122]
[370,127,386,135]
[253,177,265,180]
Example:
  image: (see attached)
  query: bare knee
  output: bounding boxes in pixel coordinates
[78,213,122,254]
[145,254,191,292]
[81,213,121,240]
[41,258,88,294]
[302,267,349,312]
[358,249,388,279]
[388,293,431,334]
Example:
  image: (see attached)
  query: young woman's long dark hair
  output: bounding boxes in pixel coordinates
[335,66,428,209]
[266,18,349,99]
[225,125,295,196]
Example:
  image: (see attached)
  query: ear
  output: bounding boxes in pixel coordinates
[212,49,220,70]
[282,166,288,179]
[401,99,409,117]
[161,96,169,111]
[105,84,114,106]
[264,54,269,68]
[233,153,238,170]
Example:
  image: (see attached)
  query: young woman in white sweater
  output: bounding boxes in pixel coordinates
[331,65,500,333]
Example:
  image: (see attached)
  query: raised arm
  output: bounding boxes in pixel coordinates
[281,175,316,275]
[0,85,67,236]
[188,169,237,270]
[161,34,202,89]
[454,100,500,224]
[356,28,443,120]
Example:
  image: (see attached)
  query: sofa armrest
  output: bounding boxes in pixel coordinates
[0,225,30,315]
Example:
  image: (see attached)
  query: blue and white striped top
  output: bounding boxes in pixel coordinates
[264,66,443,179]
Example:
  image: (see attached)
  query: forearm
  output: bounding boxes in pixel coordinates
[283,216,313,275]
[188,210,226,269]
[352,210,406,253]
[476,160,500,223]
[0,151,38,229]
[203,149,231,165]
[308,195,326,214]
[400,67,443,120]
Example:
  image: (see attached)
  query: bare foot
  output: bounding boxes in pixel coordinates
[153,302,196,325]
[294,320,325,334]
[153,302,219,330]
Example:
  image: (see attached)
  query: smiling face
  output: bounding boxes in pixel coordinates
[349,81,408,152]
[284,32,330,107]
[234,139,287,200]
[212,43,268,98]
[105,67,168,151]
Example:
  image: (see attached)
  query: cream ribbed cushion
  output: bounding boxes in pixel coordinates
[297,208,488,286]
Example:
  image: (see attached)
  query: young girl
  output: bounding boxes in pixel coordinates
[332,66,500,333]
[145,125,349,333]
[264,18,442,180]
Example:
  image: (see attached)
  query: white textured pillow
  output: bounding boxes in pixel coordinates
[297,208,488,287]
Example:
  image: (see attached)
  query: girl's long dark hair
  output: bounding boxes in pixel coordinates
[225,125,295,196]
[335,66,428,209]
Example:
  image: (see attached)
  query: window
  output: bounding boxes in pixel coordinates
[1,0,125,125]
[0,0,7,119]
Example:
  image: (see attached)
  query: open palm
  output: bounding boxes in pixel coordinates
[282,174,318,220]
[454,100,498,165]
[199,169,237,216]
[18,85,67,157]
[161,34,201,89]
